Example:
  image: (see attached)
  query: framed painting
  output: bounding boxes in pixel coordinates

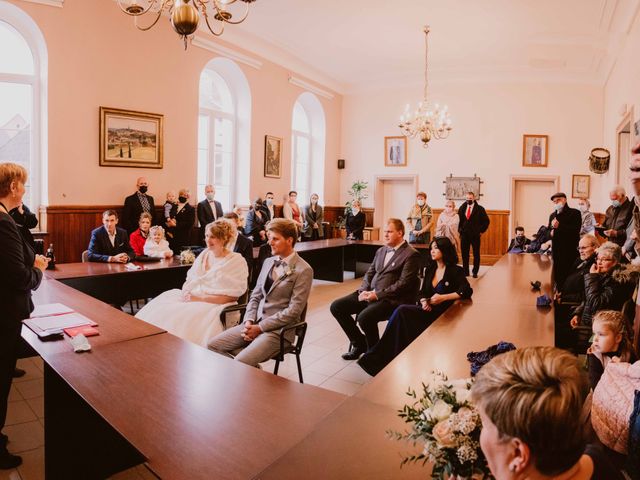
[99,107,163,168]
[264,135,282,178]
[384,136,407,167]
[522,134,548,167]
[572,174,590,199]
[444,175,482,200]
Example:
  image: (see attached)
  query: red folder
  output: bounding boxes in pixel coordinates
[63,325,100,338]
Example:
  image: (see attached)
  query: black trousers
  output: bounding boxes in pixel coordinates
[460,233,481,275]
[329,291,397,349]
[0,323,21,438]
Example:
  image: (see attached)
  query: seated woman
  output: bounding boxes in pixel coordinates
[472,346,623,480]
[144,225,173,259]
[570,242,638,349]
[129,212,153,257]
[357,236,472,376]
[136,220,248,347]
[244,198,268,246]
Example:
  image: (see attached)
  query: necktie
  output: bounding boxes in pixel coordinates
[138,192,150,213]
[466,206,471,220]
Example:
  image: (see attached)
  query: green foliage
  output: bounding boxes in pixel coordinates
[344,179,369,216]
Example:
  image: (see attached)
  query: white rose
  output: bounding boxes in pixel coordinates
[454,387,472,404]
[431,399,453,421]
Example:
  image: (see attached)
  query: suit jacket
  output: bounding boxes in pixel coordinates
[245,253,314,342]
[9,204,38,250]
[302,204,324,238]
[260,204,277,222]
[168,203,196,252]
[603,197,634,246]
[346,211,366,239]
[197,199,224,241]
[233,232,254,278]
[0,212,42,324]
[360,242,420,306]
[244,209,267,245]
[458,201,490,238]
[87,226,136,262]
[123,192,155,233]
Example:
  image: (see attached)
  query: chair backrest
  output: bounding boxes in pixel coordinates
[81,250,89,263]
[292,305,308,352]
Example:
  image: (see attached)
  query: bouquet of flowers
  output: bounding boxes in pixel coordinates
[179,249,196,265]
[389,371,492,479]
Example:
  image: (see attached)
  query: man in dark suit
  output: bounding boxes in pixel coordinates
[197,184,224,243]
[223,212,254,281]
[122,177,155,233]
[548,192,581,288]
[458,192,490,278]
[260,191,276,221]
[87,210,136,263]
[330,218,420,360]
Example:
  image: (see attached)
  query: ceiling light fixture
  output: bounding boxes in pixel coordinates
[117,0,257,49]
[399,26,452,147]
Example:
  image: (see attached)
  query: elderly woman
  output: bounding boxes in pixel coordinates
[0,163,48,469]
[472,346,623,479]
[345,200,366,240]
[357,236,472,376]
[129,212,153,257]
[435,199,460,251]
[302,193,324,241]
[406,192,433,244]
[167,188,196,254]
[578,198,596,236]
[136,220,248,347]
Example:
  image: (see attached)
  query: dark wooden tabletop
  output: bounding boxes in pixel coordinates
[25,278,165,359]
[44,333,346,480]
[44,257,188,280]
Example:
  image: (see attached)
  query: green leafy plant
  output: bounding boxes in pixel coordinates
[343,179,369,217]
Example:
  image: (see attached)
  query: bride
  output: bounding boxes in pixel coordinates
[136,219,248,347]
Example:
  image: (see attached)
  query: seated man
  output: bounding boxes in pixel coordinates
[87,209,136,263]
[507,226,531,253]
[208,218,313,367]
[330,218,420,360]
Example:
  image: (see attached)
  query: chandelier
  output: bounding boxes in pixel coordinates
[117,0,257,49]
[399,26,452,147]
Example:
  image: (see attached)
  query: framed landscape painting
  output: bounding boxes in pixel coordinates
[522,134,548,167]
[264,135,282,178]
[99,107,163,168]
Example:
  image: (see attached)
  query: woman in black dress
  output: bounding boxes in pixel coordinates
[0,163,47,469]
[358,236,472,376]
[345,199,366,240]
[168,188,196,254]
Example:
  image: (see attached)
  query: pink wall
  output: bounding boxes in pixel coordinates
[340,81,603,218]
[8,0,342,207]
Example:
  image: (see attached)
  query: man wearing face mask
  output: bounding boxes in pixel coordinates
[260,192,277,221]
[599,185,633,247]
[122,177,155,234]
[197,184,224,244]
[457,192,490,278]
[548,192,581,288]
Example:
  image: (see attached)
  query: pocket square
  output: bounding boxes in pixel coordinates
[536,294,551,307]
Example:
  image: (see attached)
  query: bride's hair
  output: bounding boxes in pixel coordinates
[206,220,234,247]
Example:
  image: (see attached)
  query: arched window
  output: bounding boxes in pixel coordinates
[0,4,48,211]
[198,58,251,210]
[291,92,325,206]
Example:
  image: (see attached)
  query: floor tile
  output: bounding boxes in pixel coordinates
[12,361,42,384]
[29,357,44,373]
[8,385,22,403]
[5,401,37,426]
[4,421,44,454]
[285,370,328,387]
[305,357,349,377]
[318,377,363,396]
[14,380,43,401]
[16,447,44,480]
[25,397,44,420]
[0,469,21,480]
[108,467,144,479]
[333,363,372,384]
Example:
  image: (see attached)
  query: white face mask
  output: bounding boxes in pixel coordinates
[352,208,360,215]
[206,193,215,202]
[554,203,564,212]
[579,204,588,212]
[417,199,425,207]
[266,199,273,207]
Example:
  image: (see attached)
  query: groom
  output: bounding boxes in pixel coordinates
[208,218,313,367]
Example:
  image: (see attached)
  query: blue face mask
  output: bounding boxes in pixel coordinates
[612,200,621,208]
[554,203,563,212]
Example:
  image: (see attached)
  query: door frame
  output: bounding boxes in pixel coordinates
[510,175,560,237]
[616,107,634,186]
[373,174,419,228]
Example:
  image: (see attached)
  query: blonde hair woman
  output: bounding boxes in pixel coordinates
[136,219,248,346]
[472,346,622,479]
[435,200,460,252]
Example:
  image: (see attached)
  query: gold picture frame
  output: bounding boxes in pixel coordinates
[522,134,548,167]
[572,174,590,199]
[264,135,282,178]
[384,136,407,167]
[99,107,163,169]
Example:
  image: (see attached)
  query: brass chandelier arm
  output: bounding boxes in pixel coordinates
[201,8,226,36]
[134,8,165,31]
[116,0,163,17]
[215,2,250,24]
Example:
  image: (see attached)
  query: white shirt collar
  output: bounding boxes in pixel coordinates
[277,252,296,264]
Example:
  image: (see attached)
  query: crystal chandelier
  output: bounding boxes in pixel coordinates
[399,26,452,147]
[117,0,257,49]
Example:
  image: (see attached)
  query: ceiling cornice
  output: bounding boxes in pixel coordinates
[18,0,63,7]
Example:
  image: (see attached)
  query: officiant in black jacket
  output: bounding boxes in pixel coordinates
[122,177,155,233]
[458,192,490,278]
[548,192,581,288]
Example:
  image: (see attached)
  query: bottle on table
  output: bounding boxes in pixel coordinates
[45,243,56,270]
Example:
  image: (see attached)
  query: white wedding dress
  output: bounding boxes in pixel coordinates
[136,250,248,347]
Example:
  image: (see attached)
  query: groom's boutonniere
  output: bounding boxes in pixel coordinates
[281,264,296,279]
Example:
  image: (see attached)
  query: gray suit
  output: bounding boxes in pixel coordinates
[208,253,313,367]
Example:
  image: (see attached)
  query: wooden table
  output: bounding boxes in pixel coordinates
[44,257,189,304]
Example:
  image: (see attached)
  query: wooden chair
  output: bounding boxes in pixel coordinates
[272,305,308,384]
[81,250,89,263]
[219,290,250,330]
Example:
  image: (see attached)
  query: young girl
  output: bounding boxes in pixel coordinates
[144,226,173,259]
[587,309,637,389]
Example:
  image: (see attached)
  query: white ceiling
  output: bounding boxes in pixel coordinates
[207,0,640,93]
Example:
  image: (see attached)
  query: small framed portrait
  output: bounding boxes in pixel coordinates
[522,134,549,167]
[384,136,407,167]
[572,174,590,199]
[99,107,163,168]
[264,135,282,178]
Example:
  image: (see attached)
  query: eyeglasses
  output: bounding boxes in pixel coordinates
[597,256,615,262]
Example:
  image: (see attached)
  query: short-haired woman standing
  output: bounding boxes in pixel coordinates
[407,192,433,244]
